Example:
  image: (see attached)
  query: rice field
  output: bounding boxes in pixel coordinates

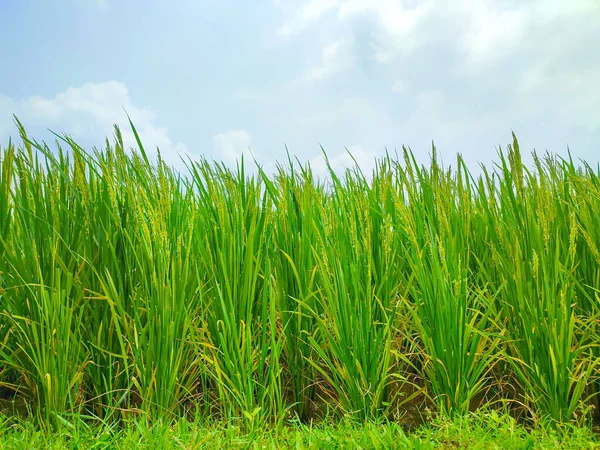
[0,118,599,436]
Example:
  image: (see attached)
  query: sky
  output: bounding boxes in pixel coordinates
[0,0,599,176]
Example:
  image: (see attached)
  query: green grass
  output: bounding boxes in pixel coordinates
[0,118,599,443]
[0,409,597,449]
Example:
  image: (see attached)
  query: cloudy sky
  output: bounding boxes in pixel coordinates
[1,0,599,175]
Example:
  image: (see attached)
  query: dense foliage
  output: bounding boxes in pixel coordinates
[0,119,598,432]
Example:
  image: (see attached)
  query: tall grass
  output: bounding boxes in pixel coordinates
[0,120,598,429]
[303,157,402,420]
[189,159,284,429]
[397,150,500,416]
[260,158,322,421]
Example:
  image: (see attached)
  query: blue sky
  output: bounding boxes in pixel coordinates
[1,0,599,175]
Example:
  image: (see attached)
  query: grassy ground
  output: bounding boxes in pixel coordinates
[0,410,598,449]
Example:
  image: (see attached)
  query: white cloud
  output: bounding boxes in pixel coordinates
[458,2,527,71]
[335,0,523,66]
[0,81,192,170]
[338,0,433,62]
[391,80,405,94]
[304,38,354,81]
[281,0,600,72]
[299,0,339,21]
[516,65,600,130]
[277,0,339,37]
[22,95,63,120]
[212,130,255,165]
[274,0,599,164]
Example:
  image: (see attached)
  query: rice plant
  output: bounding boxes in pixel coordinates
[0,119,598,431]
[260,158,322,421]
[189,158,284,429]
